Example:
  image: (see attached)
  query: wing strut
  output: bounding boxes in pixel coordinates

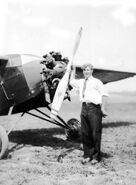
[25,106,71,129]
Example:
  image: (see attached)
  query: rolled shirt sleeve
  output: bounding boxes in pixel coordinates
[97,80,109,97]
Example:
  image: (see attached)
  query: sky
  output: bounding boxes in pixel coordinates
[0,0,136,92]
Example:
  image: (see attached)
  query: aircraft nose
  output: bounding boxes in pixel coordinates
[21,54,44,94]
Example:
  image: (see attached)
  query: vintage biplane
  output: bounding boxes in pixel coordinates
[0,53,136,159]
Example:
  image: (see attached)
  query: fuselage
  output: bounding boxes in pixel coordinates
[0,54,45,115]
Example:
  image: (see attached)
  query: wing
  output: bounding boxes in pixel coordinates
[75,66,136,84]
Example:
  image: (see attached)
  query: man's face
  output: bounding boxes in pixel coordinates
[83,66,93,79]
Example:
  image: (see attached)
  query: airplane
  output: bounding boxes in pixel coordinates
[0,27,83,159]
[0,52,136,159]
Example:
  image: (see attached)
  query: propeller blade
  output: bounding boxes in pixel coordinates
[72,27,83,60]
[50,27,83,119]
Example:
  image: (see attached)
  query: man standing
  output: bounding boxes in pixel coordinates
[70,63,108,164]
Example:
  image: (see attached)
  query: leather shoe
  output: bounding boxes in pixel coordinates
[91,159,99,165]
[81,157,91,164]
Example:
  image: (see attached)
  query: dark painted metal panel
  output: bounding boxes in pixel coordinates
[0,59,8,81]
[12,90,48,114]
[1,66,30,104]
[0,85,12,115]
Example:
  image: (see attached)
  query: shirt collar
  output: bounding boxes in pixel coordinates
[85,75,93,80]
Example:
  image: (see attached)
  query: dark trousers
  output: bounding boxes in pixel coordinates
[80,103,102,160]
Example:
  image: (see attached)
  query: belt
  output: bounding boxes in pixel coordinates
[83,102,101,107]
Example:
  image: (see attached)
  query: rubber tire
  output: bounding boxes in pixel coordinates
[0,125,9,159]
[65,118,81,140]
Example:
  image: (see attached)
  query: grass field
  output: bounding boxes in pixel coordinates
[0,91,136,185]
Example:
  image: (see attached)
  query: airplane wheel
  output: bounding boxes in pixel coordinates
[0,125,9,159]
[65,118,81,141]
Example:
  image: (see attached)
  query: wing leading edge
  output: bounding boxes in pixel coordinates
[75,66,136,84]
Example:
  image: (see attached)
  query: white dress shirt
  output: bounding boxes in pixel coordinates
[70,76,108,104]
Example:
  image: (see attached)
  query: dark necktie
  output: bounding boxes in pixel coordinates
[82,78,88,98]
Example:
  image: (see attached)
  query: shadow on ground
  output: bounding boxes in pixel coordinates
[7,124,120,162]
[9,127,68,147]
[103,121,135,128]
[8,121,135,155]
